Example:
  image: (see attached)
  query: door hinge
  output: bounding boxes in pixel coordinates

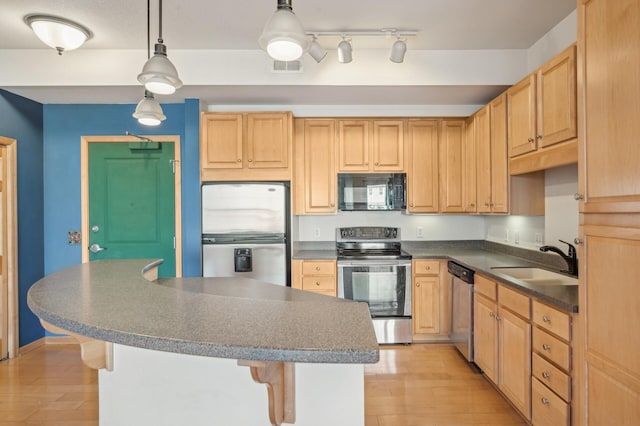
[169,159,179,174]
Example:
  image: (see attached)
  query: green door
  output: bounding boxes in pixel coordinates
[88,142,176,277]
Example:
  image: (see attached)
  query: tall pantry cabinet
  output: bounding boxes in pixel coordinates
[576,0,640,424]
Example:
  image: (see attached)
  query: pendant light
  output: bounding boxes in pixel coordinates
[137,0,182,95]
[259,0,309,61]
[25,14,92,55]
[133,0,166,126]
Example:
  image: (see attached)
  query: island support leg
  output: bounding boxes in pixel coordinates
[238,360,295,425]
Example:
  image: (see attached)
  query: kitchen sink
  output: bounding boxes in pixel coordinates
[490,267,578,286]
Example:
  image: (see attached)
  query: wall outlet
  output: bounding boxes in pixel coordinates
[514,230,520,244]
[416,227,424,239]
[535,233,543,245]
[313,228,321,238]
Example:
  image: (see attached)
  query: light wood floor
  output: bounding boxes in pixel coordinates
[0,343,525,425]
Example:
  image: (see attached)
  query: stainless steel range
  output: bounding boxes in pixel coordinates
[336,226,412,344]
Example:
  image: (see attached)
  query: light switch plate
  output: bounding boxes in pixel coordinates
[68,230,81,245]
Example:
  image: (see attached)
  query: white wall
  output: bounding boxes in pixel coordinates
[545,164,579,246]
[527,10,578,72]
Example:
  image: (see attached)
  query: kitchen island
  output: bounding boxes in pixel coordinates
[27,259,379,426]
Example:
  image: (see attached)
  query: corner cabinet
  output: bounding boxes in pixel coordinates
[337,120,404,172]
[412,259,449,341]
[293,119,336,215]
[200,112,292,182]
[291,259,337,297]
[406,120,439,213]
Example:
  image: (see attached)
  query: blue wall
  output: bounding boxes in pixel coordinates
[0,90,45,347]
[43,100,202,277]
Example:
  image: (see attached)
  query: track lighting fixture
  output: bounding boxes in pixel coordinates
[133,91,166,126]
[137,0,182,95]
[259,0,309,61]
[389,38,407,63]
[307,36,327,63]
[337,37,353,64]
[24,14,92,55]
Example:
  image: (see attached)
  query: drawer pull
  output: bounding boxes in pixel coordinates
[315,266,321,271]
[542,344,551,351]
[542,315,551,323]
[425,266,430,270]
[541,398,550,405]
[315,281,320,286]
[542,371,551,379]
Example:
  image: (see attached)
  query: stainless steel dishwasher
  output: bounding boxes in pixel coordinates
[448,261,475,362]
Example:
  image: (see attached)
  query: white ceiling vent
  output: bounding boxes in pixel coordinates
[272,60,303,73]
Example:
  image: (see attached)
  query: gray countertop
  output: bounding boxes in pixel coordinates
[293,241,578,312]
[27,259,379,364]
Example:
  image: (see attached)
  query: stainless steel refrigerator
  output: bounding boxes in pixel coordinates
[201,182,290,286]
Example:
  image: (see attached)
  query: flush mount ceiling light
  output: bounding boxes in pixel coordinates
[24,14,92,55]
[137,0,182,95]
[259,0,309,61]
[389,37,407,63]
[337,37,353,64]
[133,90,166,126]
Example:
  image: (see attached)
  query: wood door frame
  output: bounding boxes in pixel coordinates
[81,136,182,277]
[0,136,18,359]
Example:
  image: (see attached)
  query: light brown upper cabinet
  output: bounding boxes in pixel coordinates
[463,115,477,213]
[200,112,292,181]
[439,119,466,213]
[406,119,439,213]
[293,119,336,215]
[477,94,509,213]
[337,119,404,172]
[508,45,577,160]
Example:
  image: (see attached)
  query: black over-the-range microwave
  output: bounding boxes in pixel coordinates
[337,173,407,211]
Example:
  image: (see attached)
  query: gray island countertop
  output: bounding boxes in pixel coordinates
[27,259,379,364]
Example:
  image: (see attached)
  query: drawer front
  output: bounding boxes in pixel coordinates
[474,275,497,300]
[532,352,571,402]
[414,260,440,275]
[302,276,336,292]
[532,300,571,341]
[532,377,570,426]
[533,328,571,370]
[498,284,531,319]
[302,261,335,276]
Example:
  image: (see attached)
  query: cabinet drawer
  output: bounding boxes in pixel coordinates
[498,285,530,319]
[302,261,335,276]
[474,275,496,300]
[302,276,336,292]
[414,260,440,275]
[532,352,571,402]
[532,377,570,426]
[533,328,571,371]
[532,300,571,341]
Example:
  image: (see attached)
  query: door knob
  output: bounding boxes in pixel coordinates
[89,244,107,253]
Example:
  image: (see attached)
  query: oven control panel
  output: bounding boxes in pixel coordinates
[337,226,399,241]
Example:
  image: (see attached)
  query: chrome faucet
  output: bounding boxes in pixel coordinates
[539,240,578,276]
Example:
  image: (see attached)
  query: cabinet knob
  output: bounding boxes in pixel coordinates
[489,312,495,318]
[574,193,584,200]
[542,371,551,379]
[541,398,550,405]
[574,238,584,245]
[489,203,495,207]
[375,162,379,166]
[248,159,253,162]
[237,158,241,162]
[315,281,320,286]
[469,203,475,207]
[542,315,551,323]
[537,135,543,140]
[315,266,321,271]
[416,283,421,287]
[484,202,490,207]
[330,203,335,207]
[542,344,551,351]
[410,203,414,207]
[425,266,430,270]
[528,137,534,143]
[496,316,502,321]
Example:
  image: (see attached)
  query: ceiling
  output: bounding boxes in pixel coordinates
[0,0,576,106]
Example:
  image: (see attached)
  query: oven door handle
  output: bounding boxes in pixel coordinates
[337,260,412,267]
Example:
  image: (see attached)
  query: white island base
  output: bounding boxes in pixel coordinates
[99,344,365,426]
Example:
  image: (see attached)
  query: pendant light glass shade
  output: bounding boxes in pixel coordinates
[25,14,92,55]
[337,38,352,63]
[133,91,166,126]
[138,42,183,95]
[390,38,407,63]
[259,1,308,61]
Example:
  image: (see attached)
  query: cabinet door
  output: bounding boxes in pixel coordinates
[475,105,492,213]
[440,120,465,213]
[200,113,243,169]
[407,120,439,213]
[490,93,509,213]
[463,115,477,212]
[246,113,289,169]
[302,120,336,214]
[337,120,370,171]
[498,308,532,420]
[474,294,498,384]
[507,74,537,157]
[537,45,577,148]
[372,120,404,171]
[578,0,640,213]
[413,275,440,335]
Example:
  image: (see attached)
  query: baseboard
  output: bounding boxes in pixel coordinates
[18,337,45,355]
[45,335,78,345]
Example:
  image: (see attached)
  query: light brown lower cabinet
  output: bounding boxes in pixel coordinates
[291,259,337,297]
[412,259,450,341]
[474,275,531,421]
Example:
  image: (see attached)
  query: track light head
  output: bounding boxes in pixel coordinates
[307,37,327,63]
[390,38,407,63]
[337,38,352,64]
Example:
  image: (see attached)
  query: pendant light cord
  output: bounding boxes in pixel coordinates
[146,0,150,59]
[158,0,163,44]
